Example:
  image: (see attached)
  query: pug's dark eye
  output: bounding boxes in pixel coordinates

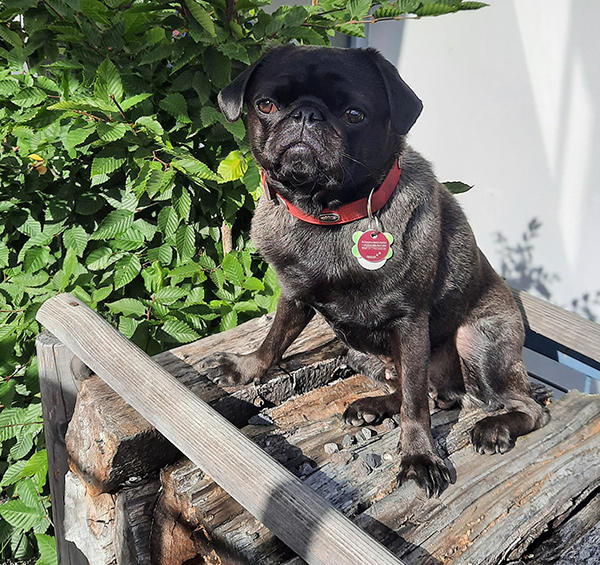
[257,99,278,115]
[344,108,365,124]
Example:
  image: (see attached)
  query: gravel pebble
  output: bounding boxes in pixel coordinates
[342,434,355,448]
[355,432,366,444]
[383,417,397,430]
[364,453,382,469]
[324,442,339,455]
[361,427,375,440]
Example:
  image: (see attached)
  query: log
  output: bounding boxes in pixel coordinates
[63,471,159,565]
[65,314,350,494]
[36,294,406,565]
[65,376,180,494]
[149,376,600,565]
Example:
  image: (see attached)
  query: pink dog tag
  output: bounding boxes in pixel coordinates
[352,230,393,270]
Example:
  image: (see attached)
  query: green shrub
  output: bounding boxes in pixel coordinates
[0,0,485,560]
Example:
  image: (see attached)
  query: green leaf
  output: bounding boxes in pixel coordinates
[159,93,191,124]
[35,533,58,565]
[91,149,126,177]
[218,150,248,182]
[175,224,195,259]
[107,298,146,317]
[97,121,128,142]
[0,500,43,532]
[19,450,48,489]
[222,254,244,286]
[220,308,238,331]
[23,247,51,274]
[86,247,114,270]
[95,59,124,102]
[444,181,473,194]
[162,318,200,343]
[173,157,219,182]
[154,287,188,304]
[204,49,231,89]
[113,254,141,289]
[65,122,96,151]
[120,92,152,111]
[1,461,27,487]
[157,206,179,238]
[135,115,163,136]
[63,226,88,256]
[348,0,371,19]
[90,210,134,240]
[12,87,47,108]
[243,277,264,291]
[187,1,217,37]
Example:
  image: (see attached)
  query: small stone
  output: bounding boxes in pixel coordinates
[383,417,397,430]
[355,458,372,477]
[253,396,265,408]
[355,432,366,444]
[342,434,355,448]
[248,413,273,426]
[361,427,375,440]
[364,453,382,469]
[382,451,394,462]
[392,414,402,425]
[324,442,339,455]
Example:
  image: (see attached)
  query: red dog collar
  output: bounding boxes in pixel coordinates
[260,161,402,226]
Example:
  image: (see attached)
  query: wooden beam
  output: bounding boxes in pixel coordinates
[36,294,406,565]
[36,331,90,565]
[511,288,600,363]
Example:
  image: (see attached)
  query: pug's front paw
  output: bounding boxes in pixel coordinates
[397,452,452,498]
[206,352,267,387]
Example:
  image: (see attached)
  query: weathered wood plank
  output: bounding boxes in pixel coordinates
[512,288,600,364]
[356,390,600,564]
[36,331,90,565]
[151,379,599,565]
[37,293,406,565]
[521,492,600,564]
[64,316,349,494]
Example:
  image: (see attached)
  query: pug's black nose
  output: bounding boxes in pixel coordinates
[291,106,324,123]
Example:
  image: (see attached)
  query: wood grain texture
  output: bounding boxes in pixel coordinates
[512,287,600,363]
[36,331,90,565]
[150,378,600,565]
[64,316,350,494]
[37,293,405,565]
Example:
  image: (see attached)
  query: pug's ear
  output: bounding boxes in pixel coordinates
[217,61,260,122]
[369,49,423,135]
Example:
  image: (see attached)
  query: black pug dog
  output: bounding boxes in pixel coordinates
[216,44,549,497]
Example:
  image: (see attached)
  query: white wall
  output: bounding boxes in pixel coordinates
[368,0,600,319]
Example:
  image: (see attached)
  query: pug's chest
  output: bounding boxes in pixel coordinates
[253,216,410,326]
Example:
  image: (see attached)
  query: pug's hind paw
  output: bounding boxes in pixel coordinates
[470,414,516,455]
[397,453,452,498]
[343,394,401,427]
[205,352,266,387]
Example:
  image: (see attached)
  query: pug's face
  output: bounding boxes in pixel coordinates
[218,45,423,212]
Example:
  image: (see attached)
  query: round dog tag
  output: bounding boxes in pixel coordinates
[352,230,393,270]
